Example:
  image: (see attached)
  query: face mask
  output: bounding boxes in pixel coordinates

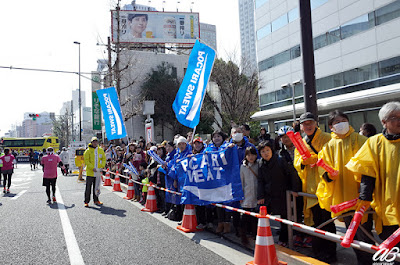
[333,122,350,135]
[232,133,243,142]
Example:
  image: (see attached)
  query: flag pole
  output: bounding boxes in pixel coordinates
[191,126,197,145]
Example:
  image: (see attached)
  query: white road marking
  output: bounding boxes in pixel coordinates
[55,186,85,265]
[11,190,27,200]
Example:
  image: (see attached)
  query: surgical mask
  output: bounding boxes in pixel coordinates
[333,122,350,135]
[232,133,243,142]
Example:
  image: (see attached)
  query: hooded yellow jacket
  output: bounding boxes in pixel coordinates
[84,143,106,177]
[316,126,367,217]
[346,134,400,234]
[294,128,331,226]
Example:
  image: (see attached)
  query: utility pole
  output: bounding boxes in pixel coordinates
[115,0,121,97]
[107,36,113,87]
[299,0,318,119]
[71,100,74,141]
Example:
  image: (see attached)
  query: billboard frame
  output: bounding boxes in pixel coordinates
[111,10,201,45]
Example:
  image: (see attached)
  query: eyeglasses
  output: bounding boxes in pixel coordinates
[387,116,400,122]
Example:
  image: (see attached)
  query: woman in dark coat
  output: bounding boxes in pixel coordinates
[257,141,301,246]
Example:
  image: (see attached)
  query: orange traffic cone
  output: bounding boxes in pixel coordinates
[123,177,135,200]
[141,183,158,212]
[177,204,202,233]
[247,206,287,265]
[112,171,122,192]
[103,169,112,186]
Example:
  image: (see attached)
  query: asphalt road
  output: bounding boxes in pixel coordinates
[0,164,253,265]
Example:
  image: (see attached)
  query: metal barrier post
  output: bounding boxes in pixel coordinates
[286,190,294,249]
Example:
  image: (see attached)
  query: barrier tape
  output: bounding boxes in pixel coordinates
[105,170,400,260]
[108,170,182,195]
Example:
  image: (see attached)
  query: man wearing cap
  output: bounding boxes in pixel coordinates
[293,112,336,262]
[83,137,106,207]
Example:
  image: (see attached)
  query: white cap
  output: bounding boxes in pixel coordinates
[176,136,188,144]
[150,146,157,151]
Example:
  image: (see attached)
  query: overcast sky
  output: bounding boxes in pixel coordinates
[0,0,240,136]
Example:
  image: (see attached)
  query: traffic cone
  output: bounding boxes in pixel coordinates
[247,206,287,265]
[141,183,158,212]
[123,177,135,200]
[112,171,122,192]
[103,169,112,186]
[177,204,202,233]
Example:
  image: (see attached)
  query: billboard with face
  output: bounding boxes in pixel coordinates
[111,10,200,44]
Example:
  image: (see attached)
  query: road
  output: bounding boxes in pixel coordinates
[0,164,253,265]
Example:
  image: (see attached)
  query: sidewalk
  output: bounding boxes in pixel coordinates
[113,180,359,265]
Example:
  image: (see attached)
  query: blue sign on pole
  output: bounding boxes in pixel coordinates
[96,87,127,140]
[173,40,216,128]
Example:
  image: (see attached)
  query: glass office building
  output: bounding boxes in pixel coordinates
[251,0,400,134]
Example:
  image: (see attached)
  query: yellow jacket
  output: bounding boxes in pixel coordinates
[346,134,400,234]
[294,128,331,225]
[75,155,85,167]
[316,126,367,217]
[84,144,106,177]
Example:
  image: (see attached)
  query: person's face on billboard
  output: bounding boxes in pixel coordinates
[130,15,148,38]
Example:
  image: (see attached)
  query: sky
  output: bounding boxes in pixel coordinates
[0,0,240,136]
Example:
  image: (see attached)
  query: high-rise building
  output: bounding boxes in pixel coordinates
[239,0,258,73]
[251,0,400,134]
[200,23,217,51]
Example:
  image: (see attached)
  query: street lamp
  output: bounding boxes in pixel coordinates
[281,79,302,123]
[73,41,82,141]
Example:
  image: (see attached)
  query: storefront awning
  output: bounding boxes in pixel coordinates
[251,83,400,121]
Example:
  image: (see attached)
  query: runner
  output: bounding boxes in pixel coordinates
[29,148,36,170]
[41,147,64,204]
[0,148,16,194]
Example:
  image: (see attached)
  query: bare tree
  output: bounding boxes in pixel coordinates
[206,57,260,132]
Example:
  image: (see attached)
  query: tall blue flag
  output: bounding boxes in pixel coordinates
[176,147,244,205]
[173,40,216,128]
[96,87,127,140]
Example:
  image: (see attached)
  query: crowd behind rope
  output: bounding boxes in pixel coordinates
[91,101,400,264]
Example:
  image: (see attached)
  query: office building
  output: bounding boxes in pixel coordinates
[251,0,400,134]
[239,0,258,73]
[200,23,217,51]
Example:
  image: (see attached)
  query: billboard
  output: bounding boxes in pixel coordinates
[111,10,200,44]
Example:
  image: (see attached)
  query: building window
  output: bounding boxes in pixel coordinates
[272,13,288,32]
[288,8,299,23]
[274,49,291,65]
[260,92,275,105]
[343,63,379,86]
[290,45,301,59]
[375,0,400,25]
[341,13,375,40]
[255,0,268,9]
[313,34,327,50]
[379,56,400,77]
[310,0,328,10]
[257,24,271,40]
[326,27,341,46]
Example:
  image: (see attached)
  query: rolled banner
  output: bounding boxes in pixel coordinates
[379,228,400,251]
[331,198,358,214]
[316,158,339,178]
[127,161,139,176]
[286,131,311,160]
[341,204,368,248]
[147,150,167,166]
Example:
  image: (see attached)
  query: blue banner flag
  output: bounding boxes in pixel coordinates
[173,40,216,128]
[96,87,127,140]
[176,147,244,205]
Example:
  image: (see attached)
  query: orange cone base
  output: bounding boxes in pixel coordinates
[112,187,122,192]
[176,225,202,233]
[141,207,157,212]
[103,180,112,186]
[246,261,287,265]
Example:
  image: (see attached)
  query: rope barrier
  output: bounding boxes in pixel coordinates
[105,169,400,261]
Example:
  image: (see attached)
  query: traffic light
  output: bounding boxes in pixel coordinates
[29,113,40,120]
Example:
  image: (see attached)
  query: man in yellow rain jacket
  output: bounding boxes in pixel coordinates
[316,110,373,264]
[293,112,334,262]
[84,137,106,207]
[346,102,400,248]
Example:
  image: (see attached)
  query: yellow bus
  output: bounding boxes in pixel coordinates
[0,136,60,152]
